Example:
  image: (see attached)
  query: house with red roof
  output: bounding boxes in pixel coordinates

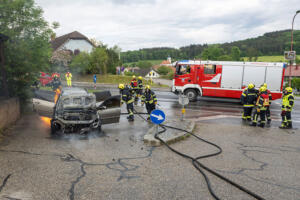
[284,65,300,81]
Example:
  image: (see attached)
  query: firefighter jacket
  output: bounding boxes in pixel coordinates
[137,79,143,89]
[282,93,294,111]
[256,91,270,110]
[141,90,157,104]
[121,87,134,104]
[65,73,72,80]
[131,79,138,89]
[240,88,257,106]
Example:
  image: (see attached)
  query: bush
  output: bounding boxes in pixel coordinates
[124,71,137,76]
[157,66,172,75]
[291,77,300,91]
[162,71,174,80]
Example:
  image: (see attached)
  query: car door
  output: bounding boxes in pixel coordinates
[32,98,55,118]
[97,95,121,124]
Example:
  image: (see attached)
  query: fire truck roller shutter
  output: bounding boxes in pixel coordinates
[242,66,266,89]
[221,65,243,89]
[265,66,283,91]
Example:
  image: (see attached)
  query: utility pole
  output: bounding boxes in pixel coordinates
[289,10,300,87]
[0,33,9,98]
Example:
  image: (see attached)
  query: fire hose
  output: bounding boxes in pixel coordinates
[133,108,266,200]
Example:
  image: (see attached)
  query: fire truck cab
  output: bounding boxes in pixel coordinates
[172,60,286,101]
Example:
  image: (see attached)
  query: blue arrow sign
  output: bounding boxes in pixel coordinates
[150,109,165,124]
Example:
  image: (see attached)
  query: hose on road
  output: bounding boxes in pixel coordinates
[133,109,266,200]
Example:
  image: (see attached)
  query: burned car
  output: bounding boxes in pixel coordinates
[33,87,121,134]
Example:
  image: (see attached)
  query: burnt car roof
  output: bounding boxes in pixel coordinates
[61,87,89,96]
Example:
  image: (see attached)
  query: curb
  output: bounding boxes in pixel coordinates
[144,120,195,146]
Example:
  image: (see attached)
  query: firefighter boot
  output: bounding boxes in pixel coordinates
[128,115,134,122]
[258,123,265,128]
[279,122,287,129]
[286,122,293,129]
[267,119,271,124]
[250,122,257,126]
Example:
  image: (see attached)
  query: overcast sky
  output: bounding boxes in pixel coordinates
[35,0,300,51]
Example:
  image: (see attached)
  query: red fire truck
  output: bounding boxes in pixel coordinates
[172,60,286,101]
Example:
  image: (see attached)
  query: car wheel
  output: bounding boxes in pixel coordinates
[184,89,197,102]
[50,120,56,135]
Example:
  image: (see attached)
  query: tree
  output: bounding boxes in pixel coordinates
[88,47,108,74]
[136,61,152,69]
[70,52,90,74]
[0,0,53,103]
[201,45,225,60]
[247,47,259,61]
[157,66,172,75]
[230,46,241,61]
[291,77,300,91]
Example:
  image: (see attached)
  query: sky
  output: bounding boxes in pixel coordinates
[35,0,300,51]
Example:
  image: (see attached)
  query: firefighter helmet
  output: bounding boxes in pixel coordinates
[285,87,293,93]
[138,76,142,80]
[259,86,267,92]
[132,75,136,79]
[248,83,254,89]
[118,83,124,89]
[263,83,267,88]
[145,85,151,90]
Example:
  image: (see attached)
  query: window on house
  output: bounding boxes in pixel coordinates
[204,64,216,74]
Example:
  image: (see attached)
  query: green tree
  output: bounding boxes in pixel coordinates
[201,45,225,60]
[136,60,152,69]
[230,46,241,61]
[217,55,232,61]
[157,66,172,75]
[0,0,53,103]
[70,52,90,74]
[89,47,108,74]
[291,77,300,91]
[107,46,121,74]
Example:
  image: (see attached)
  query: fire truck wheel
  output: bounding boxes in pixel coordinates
[184,89,197,102]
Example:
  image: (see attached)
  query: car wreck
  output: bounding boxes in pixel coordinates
[32,87,121,135]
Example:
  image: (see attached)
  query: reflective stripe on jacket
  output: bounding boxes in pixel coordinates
[282,93,294,111]
[141,90,157,104]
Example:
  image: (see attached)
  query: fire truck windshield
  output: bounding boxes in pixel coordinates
[176,65,190,75]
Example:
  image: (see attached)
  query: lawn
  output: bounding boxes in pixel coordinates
[123,59,164,66]
[243,55,300,62]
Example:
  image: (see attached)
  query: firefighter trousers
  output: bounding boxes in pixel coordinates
[67,79,72,86]
[126,103,134,120]
[242,106,253,120]
[252,109,266,125]
[146,103,156,115]
[266,106,271,121]
[281,111,292,127]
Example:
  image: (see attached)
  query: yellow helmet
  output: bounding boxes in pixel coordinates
[138,76,142,80]
[259,86,267,92]
[285,87,293,93]
[132,75,136,79]
[145,85,150,90]
[248,83,254,89]
[263,83,267,88]
[118,83,124,89]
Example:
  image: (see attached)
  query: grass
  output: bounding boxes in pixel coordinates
[242,55,300,62]
[123,59,164,66]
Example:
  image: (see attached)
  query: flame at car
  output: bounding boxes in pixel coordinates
[54,87,61,103]
[40,116,51,126]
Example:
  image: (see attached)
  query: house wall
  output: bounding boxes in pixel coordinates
[145,70,160,78]
[59,39,93,53]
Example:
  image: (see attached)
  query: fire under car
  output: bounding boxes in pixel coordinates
[32,87,121,135]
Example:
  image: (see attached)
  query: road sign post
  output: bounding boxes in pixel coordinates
[178,94,189,121]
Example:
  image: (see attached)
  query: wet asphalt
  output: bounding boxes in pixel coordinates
[0,90,300,200]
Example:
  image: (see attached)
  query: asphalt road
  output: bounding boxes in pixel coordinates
[0,90,300,200]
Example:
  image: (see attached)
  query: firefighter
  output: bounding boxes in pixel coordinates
[261,83,272,123]
[241,83,257,121]
[119,83,135,121]
[141,85,157,120]
[250,86,270,128]
[52,76,61,91]
[65,71,72,87]
[136,76,143,101]
[279,87,294,129]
